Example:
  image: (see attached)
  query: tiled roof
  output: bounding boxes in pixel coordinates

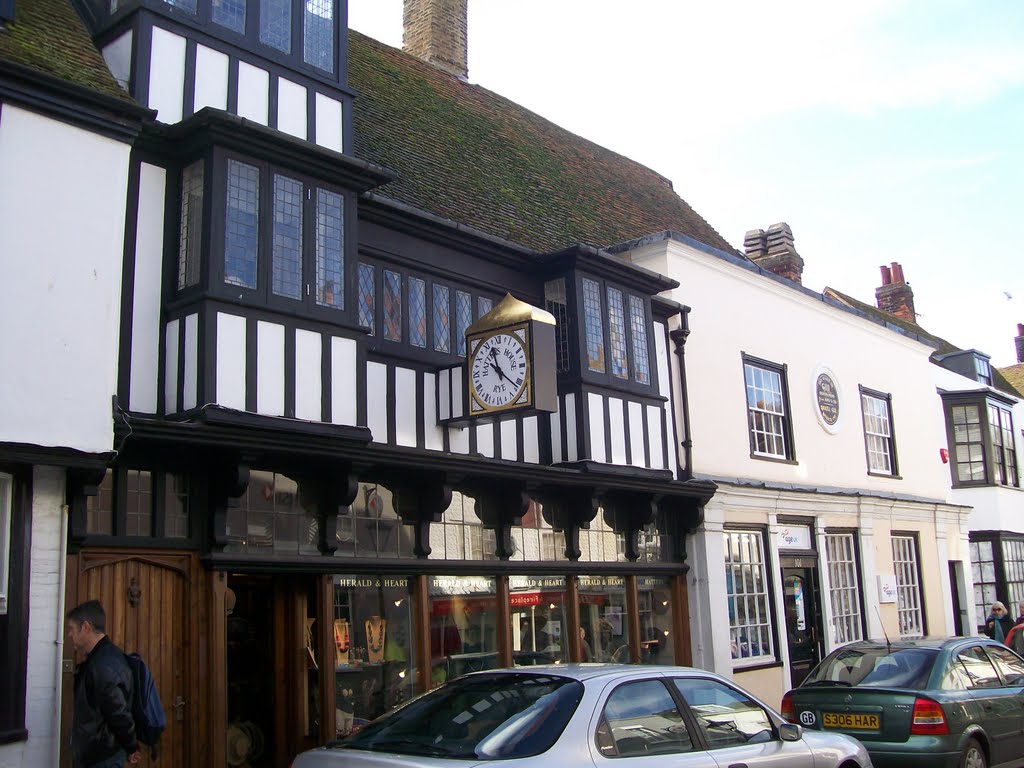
[997,363,1024,397]
[348,30,735,256]
[825,287,1019,397]
[0,0,133,101]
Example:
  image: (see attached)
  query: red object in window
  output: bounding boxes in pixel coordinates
[940,448,949,464]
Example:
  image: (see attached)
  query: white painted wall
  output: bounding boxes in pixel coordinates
[0,468,64,768]
[628,238,953,501]
[148,27,186,123]
[0,106,130,453]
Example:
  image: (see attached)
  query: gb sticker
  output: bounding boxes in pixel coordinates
[799,711,816,726]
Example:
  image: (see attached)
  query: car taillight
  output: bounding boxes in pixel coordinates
[781,691,796,723]
[910,697,949,735]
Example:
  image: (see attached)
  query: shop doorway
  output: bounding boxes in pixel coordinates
[225,574,326,768]
[781,566,821,688]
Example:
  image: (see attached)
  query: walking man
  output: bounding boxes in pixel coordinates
[66,600,141,767]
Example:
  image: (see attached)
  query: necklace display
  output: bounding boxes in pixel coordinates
[365,616,387,664]
[333,619,350,666]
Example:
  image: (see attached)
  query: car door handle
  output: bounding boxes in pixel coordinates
[728,764,748,768]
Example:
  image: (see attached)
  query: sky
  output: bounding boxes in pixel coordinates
[348,1,1024,367]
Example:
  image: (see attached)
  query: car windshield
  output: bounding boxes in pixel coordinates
[804,646,939,689]
[339,673,584,759]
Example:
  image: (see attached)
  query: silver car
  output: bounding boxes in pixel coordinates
[292,665,872,768]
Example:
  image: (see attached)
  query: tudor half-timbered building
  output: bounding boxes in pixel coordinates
[0,1,747,766]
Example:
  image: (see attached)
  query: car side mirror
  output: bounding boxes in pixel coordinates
[779,723,803,742]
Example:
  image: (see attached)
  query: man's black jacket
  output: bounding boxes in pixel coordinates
[72,636,138,765]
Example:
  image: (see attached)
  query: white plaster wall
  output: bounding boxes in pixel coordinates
[0,468,65,768]
[0,106,130,453]
[628,239,953,501]
[148,27,186,123]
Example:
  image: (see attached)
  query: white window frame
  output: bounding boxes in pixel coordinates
[0,473,12,615]
[825,532,863,645]
[742,357,791,460]
[892,534,925,639]
[724,529,774,664]
[860,389,896,476]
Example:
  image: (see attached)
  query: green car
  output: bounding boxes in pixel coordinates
[782,637,1024,768]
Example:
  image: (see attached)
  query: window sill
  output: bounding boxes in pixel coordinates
[867,471,903,480]
[731,659,782,674]
[749,453,798,466]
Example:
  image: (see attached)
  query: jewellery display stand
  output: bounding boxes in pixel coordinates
[333,619,350,666]
[365,616,387,664]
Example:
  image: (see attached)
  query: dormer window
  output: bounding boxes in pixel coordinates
[975,356,992,386]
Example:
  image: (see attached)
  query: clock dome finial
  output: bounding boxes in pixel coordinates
[466,293,555,335]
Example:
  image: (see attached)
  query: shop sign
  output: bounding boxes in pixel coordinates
[579,575,625,590]
[637,576,670,589]
[429,575,494,595]
[509,576,566,590]
[811,366,843,434]
[778,524,813,550]
[877,575,898,603]
[335,576,409,589]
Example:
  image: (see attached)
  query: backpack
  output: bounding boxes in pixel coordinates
[124,652,167,759]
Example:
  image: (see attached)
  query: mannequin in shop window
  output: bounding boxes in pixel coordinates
[594,619,627,663]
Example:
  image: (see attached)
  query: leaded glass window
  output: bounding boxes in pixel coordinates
[478,296,493,318]
[582,278,605,372]
[409,277,426,347]
[164,474,189,539]
[433,284,450,353]
[744,360,790,459]
[724,530,773,661]
[224,159,260,290]
[85,471,114,534]
[165,0,196,12]
[607,287,628,379]
[212,0,245,31]
[303,0,334,72]
[456,290,472,357]
[333,484,417,559]
[272,174,303,300]
[579,512,625,563]
[315,189,344,308]
[224,471,319,555]
[177,160,203,290]
[357,262,375,334]
[825,533,863,644]
[259,0,291,52]
[383,270,402,342]
[124,470,152,537]
[544,278,570,373]
[629,295,650,385]
[892,534,924,638]
[509,499,565,561]
[428,491,497,561]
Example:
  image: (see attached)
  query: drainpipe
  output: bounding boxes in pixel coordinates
[669,307,694,480]
[53,502,70,768]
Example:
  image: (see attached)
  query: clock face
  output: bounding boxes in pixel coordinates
[469,331,529,410]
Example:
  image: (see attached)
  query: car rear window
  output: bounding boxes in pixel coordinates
[804,646,938,689]
[339,673,584,759]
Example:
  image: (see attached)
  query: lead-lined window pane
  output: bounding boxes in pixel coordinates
[409,277,426,347]
[582,278,605,372]
[384,270,402,342]
[607,287,628,379]
[225,159,260,290]
[260,0,291,52]
[272,174,303,300]
[212,0,245,31]
[477,296,492,318]
[315,189,344,308]
[456,290,471,356]
[178,160,203,290]
[303,0,334,72]
[165,0,196,12]
[545,279,570,373]
[433,284,450,352]
[357,263,375,335]
[629,295,650,385]
[124,470,153,537]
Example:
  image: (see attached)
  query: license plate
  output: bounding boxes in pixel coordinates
[823,712,880,730]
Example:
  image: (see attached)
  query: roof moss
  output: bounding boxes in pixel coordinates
[0,0,133,101]
[348,30,735,255]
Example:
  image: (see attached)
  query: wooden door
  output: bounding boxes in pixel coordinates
[72,551,193,768]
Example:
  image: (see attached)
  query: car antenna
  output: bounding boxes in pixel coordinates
[874,605,892,653]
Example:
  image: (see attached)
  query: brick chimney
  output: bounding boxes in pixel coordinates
[875,262,916,323]
[1015,323,1024,363]
[403,0,468,80]
[744,222,804,284]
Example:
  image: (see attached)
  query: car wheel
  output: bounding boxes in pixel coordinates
[960,738,986,768]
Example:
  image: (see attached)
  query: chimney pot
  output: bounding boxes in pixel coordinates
[891,262,905,284]
[875,263,916,322]
[1016,323,1024,364]
[879,266,892,286]
[743,229,767,259]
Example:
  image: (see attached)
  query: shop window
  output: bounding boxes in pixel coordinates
[942,393,1019,487]
[332,575,414,730]
[638,577,674,664]
[509,576,568,665]
[224,471,318,555]
[543,278,571,374]
[0,474,10,616]
[509,499,566,562]
[597,680,693,757]
[860,388,898,476]
[579,512,626,563]
[333,483,417,559]
[724,529,774,663]
[742,355,794,461]
[971,540,998,629]
[428,576,498,686]
[825,532,864,644]
[579,575,629,662]
[892,534,925,639]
